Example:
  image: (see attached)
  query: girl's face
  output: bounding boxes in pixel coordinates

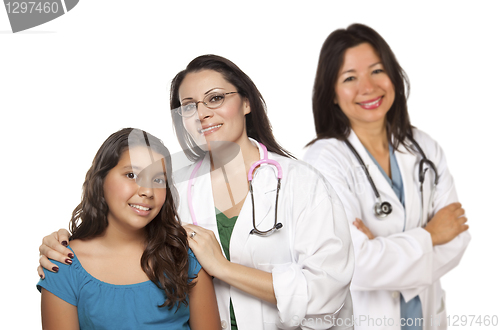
[103,146,167,233]
[178,70,251,150]
[334,42,395,130]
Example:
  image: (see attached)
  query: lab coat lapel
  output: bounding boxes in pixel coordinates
[394,144,419,228]
[395,139,436,229]
[191,155,222,246]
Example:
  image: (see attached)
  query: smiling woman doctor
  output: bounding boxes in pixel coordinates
[37,55,355,330]
[303,24,471,330]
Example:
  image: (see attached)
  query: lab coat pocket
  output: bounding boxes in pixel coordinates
[433,290,447,330]
[257,263,293,329]
[262,304,282,330]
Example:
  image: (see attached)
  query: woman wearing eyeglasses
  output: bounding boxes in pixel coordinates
[37,55,355,330]
[303,24,471,330]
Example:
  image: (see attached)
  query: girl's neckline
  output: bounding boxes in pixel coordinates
[67,245,151,288]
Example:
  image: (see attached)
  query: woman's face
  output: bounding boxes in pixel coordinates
[334,42,395,130]
[178,70,250,150]
[103,147,167,233]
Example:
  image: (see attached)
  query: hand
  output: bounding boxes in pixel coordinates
[353,218,375,240]
[183,224,229,278]
[185,224,277,305]
[424,202,469,246]
[38,229,73,279]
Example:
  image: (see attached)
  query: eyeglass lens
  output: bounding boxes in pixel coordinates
[180,92,226,117]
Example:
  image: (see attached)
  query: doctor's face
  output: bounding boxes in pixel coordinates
[334,43,395,130]
[178,70,251,151]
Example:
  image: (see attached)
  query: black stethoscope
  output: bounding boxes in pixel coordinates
[188,143,283,236]
[345,136,438,226]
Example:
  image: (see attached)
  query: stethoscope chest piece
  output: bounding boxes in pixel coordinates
[374,201,392,218]
[345,135,438,225]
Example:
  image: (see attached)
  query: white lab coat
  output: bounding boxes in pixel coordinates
[174,140,355,330]
[303,128,471,330]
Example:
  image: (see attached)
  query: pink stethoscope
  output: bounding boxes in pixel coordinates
[187,143,283,236]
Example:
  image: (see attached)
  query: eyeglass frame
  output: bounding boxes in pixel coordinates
[175,91,239,118]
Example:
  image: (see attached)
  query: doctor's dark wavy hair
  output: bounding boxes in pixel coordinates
[69,128,194,309]
[307,23,413,151]
[170,54,294,161]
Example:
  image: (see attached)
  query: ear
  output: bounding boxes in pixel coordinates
[243,98,251,115]
[333,95,338,105]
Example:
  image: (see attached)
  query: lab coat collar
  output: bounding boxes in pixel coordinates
[249,138,268,161]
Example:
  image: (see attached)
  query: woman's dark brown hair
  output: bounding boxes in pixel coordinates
[308,23,413,151]
[170,54,294,161]
[69,128,193,309]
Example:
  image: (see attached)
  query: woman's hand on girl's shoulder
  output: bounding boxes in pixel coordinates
[183,224,228,278]
[38,229,73,279]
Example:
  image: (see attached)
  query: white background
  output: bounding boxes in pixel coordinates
[1,1,499,328]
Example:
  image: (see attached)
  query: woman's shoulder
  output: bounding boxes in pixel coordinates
[270,152,323,175]
[411,127,437,143]
[306,137,346,151]
[409,127,444,158]
[302,137,351,169]
[269,152,340,198]
[305,137,346,155]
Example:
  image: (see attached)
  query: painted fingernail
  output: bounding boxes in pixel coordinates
[65,258,72,264]
[39,274,44,279]
[68,253,74,258]
[61,241,68,247]
[52,266,59,272]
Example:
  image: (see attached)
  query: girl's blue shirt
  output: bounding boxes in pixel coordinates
[37,246,201,330]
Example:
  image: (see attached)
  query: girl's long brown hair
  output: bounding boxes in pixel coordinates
[69,128,193,309]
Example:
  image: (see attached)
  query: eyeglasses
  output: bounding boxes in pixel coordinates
[176,91,239,118]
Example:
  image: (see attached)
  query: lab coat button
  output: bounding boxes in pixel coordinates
[221,320,228,329]
[392,291,399,298]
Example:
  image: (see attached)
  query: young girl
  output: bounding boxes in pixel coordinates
[37,128,220,330]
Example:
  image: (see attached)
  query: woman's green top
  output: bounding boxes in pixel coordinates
[216,209,238,330]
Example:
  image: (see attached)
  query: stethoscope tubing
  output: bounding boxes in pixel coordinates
[187,143,283,235]
[345,135,438,224]
[344,139,382,200]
